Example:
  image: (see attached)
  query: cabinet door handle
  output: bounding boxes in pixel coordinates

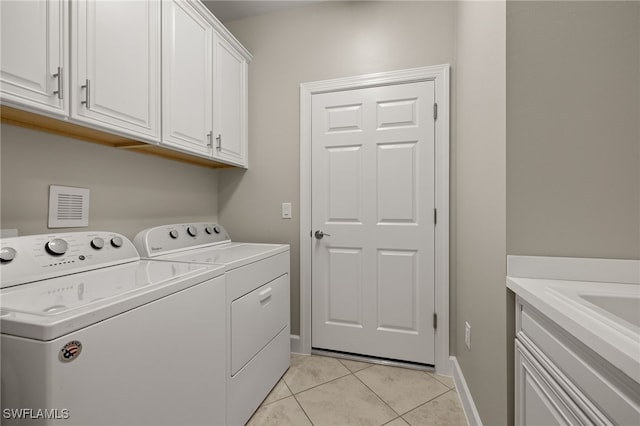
[53,67,63,99]
[258,287,273,304]
[81,79,90,108]
[216,134,222,151]
[207,131,213,148]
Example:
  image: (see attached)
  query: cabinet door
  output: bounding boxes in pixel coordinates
[515,341,587,425]
[213,35,248,167]
[161,0,213,157]
[0,0,68,116]
[71,0,161,142]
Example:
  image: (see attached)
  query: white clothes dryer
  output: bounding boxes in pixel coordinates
[134,223,290,426]
[1,231,226,426]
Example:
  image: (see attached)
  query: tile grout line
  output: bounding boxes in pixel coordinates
[351,369,404,418]
[399,388,458,420]
[285,369,352,396]
[424,370,457,390]
[351,364,454,418]
[292,392,316,426]
[381,415,404,426]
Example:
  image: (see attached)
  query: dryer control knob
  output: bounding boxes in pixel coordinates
[187,226,198,237]
[169,230,179,239]
[110,237,123,248]
[45,239,68,256]
[213,226,221,234]
[0,247,17,263]
[91,237,105,250]
[205,226,213,235]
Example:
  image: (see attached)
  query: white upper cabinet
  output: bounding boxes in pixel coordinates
[212,34,249,167]
[71,0,161,143]
[1,0,250,168]
[162,1,251,167]
[0,0,69,116]
[161,0,214,157]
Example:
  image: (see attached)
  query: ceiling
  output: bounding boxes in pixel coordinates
[202,1,321,23]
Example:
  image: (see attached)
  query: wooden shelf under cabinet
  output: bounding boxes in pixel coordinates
[0,106,235,169]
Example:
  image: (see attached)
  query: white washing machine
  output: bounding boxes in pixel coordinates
[0,231,226,426]
[134,223,290,426]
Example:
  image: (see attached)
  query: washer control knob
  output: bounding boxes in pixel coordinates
[205,226,213,235]
[0,247,17,263]
[45,239,68,256]
[187,226,198,237]
[110,237,123,248]
[213,226,220,234]
[91,237,105,250]
[169,230,179,239]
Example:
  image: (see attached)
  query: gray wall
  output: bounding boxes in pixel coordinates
[454,2,507,425]
[0,124,219,239]
[507,1,640,260]
[220,0,457,336]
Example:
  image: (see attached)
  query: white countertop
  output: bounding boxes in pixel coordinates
[506,256,640,384]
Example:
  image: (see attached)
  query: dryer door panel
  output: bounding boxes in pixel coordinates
[231,274,289,375]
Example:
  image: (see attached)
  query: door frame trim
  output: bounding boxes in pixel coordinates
[299,65,451,375]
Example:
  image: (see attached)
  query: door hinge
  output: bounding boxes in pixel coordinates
[433,313,438,329]
[433,103,438,120]
[434,208,437,225]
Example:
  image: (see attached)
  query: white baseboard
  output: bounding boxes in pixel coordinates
[451,356,482,426]
[290,334,306,354]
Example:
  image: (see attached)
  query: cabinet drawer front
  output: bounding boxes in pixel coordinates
[231,275,289,375]
[519,300,640,425]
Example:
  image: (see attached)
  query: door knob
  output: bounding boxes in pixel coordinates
[314,230,331,239]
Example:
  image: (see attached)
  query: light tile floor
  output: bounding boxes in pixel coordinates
[247,354,468,426]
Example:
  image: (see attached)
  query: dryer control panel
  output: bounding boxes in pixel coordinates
[133,223,231,258]
[0,232,139,288]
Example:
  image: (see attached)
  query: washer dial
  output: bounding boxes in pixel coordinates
[0,247,17,263]
[91,237,105,250]
[45,239,68,256]
[110,237,123,248]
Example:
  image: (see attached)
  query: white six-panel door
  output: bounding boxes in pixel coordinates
[311,81,436,365]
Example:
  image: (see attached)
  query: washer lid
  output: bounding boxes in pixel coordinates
[156,243,289,270]
[0,260,225,341]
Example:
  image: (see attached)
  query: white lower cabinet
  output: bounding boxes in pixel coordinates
[516,341,592,425]
[515,297,640,425]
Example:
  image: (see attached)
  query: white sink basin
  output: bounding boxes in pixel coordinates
[508,276,640,383]
[579,294,640,328]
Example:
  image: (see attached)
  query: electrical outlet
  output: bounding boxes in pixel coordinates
[465,321,471,350]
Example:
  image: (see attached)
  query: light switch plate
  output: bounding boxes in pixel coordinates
[282,202,292,219]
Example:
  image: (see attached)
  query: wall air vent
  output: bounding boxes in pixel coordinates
[48,185,90,228]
